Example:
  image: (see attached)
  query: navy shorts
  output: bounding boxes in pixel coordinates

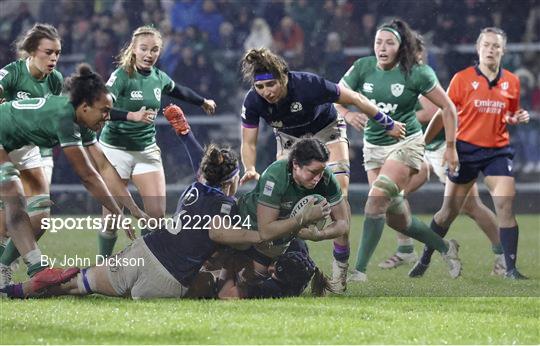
[448,140,514,184]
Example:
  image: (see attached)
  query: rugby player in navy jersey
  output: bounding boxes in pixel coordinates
[2,141,264,299]
[239,48,405,292]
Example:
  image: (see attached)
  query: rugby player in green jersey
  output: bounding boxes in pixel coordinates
[0,64,137,293]
[335,19,462,282]
[236,138,350,289]
[373,34,505,275]
[97,26,217,256]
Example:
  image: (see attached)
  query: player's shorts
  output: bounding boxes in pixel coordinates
[363,131,424,171]
[6,145,43,171]
[99,142,162,179]
[275,116,348,158]
[448,140,514,184]
[425,145,447,183]
[107,238,188,299]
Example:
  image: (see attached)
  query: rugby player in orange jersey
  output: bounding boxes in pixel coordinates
[413,27,530,279]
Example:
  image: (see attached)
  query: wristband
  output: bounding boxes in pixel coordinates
[373,111,395,131]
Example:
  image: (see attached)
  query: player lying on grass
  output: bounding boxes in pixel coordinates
[0,64,152,287]
[0,64,148,293]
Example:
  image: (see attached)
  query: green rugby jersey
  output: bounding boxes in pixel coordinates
[0,96,96,152]
[99,67,174,151]
[340,56,438,146]
[238,160,343,232]
[0,59,64,157]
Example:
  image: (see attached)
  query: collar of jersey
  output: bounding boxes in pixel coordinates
[474,64,503,88]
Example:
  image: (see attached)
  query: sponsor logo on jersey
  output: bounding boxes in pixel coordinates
[220,203,232,215]
[130,90,143,100]
[362,83,374,93]
[270,120,283,128]
[471,81,479,90]
[390,83,404,97]
[473,99,506,114]
[0,69,8,81]
[105,74,117,87]
[16,91,31,100]
[182,186,199,206]
[263,181,275,196]
[370,99,398,114]
[501,81,509,90]
[290,102,303,112]
[153,88,161,101]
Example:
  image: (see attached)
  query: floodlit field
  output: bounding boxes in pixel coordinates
[1,214,539,344]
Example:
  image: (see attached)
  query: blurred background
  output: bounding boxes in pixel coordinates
[0,0,538,213]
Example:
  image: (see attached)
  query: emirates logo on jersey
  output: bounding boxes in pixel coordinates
[390,83,404,97]
[471,81,479,90]
[501,82,509,90]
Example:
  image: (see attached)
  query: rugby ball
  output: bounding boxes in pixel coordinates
[290,194,328,231]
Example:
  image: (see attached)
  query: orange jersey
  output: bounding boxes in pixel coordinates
[448,66,520,148]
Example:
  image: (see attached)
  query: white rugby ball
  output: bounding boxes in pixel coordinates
[290,194,328,230]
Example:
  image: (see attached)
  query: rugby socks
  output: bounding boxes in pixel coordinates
[179,131,204,176]
[491,243,504,255]
[397,237,414,255]
[76,268,94,295]
[23,249,45,277]
[333,242,349,263]
[415,218,449,265]
[355,215,385,272]
[0,240,19,266]
[98,230,117,257]
[2,283,24,298]
[500,226,519,271]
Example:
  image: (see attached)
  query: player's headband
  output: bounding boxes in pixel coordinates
[254,73,276,81]
[222,167,240,183]
[378,27,402,44]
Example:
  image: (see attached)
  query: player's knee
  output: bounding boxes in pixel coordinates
[26,194,51,217]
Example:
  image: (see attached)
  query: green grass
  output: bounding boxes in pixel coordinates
[1,214,539,344]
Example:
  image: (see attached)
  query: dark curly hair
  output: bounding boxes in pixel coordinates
[63,64,108,108]
[200,144,239,187]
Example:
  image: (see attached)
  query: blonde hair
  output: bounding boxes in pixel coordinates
[117,26,162,77]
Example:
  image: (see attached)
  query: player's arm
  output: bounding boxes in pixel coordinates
[108,107,157,123]
[208,224,262,245]
[84,143,147,219]
[335,83,368,131]
[165,83,216,115]
[240,126,260,185]
[416,95,440,124]
[299,198,349,241]
[257,198,330,242]
[337,85,406,140]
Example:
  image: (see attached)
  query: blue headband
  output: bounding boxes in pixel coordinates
[222,167,240,183]
[254,73,276,81]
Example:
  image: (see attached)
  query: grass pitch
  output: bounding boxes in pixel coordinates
[1,214,539,344]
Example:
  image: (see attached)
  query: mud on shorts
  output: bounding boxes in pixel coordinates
[99,142,163,179]
[363,131,425,172]
[107,238,188,299]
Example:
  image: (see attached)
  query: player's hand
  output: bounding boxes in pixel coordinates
[386,121,406,140]
[443,146,459,176]
[201,99,216,115]
[514,109,530,124]
[129,206,150,221]
[297,224,323,241]
[344,111,369,131]
[127,106,157,124]
[239,170,260,185]
[294,197,330,227]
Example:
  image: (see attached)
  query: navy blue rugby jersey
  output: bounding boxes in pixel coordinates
[144,181,238,287]
[241,72,341,137]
